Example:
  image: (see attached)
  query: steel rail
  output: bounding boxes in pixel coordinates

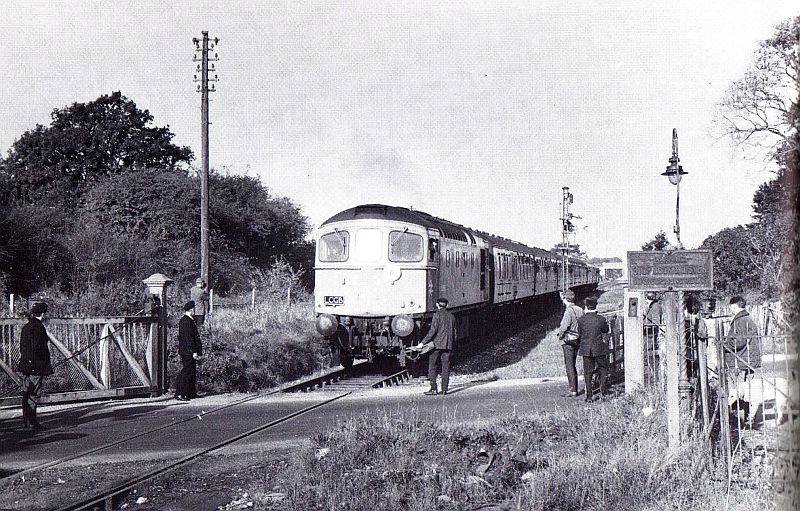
[54,391,351,511]
[54,368,404,511]
[1,361,367,483]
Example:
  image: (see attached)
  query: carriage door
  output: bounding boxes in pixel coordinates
[480,248,488,301]
[427,235,440,309]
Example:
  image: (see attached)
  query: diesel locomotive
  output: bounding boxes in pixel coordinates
[314,204,599,367]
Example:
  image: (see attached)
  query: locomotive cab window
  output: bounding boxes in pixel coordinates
[428,238,439,263]
[319,231,349,262]
[389,230,424,262]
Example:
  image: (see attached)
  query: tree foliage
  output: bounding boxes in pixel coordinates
[641,231,670,251]
[716,16,799,160]
[0,93,313,306]
[0,91,193,207]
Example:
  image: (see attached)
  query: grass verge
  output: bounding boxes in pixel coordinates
[258,391,780,511]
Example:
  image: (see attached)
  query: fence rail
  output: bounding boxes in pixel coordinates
[0,316,162,405]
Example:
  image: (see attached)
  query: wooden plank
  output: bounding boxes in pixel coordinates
[0,357,22,386]
[0,386,151,408]
[108,324,151,387]
[46,331,106,390]
[100,325,112,388]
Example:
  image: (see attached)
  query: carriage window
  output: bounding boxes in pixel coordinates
[463,252,467,267]
[455,251,460,267]
[319,230,349,262]
[389,230,424,262]
[471,253,475,268]
[446,250,451,267]
[354,228,382,262]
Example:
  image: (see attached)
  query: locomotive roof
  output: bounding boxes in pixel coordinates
[321,204,587,264]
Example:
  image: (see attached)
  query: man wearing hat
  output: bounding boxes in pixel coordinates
[576,296,610,402]
[556,289,584,397]
[18,302,53,431]
[176,301,203,401]
[190,278,209,327]
[418,298,457,395]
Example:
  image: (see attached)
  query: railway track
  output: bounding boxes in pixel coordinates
[2,365,411,511]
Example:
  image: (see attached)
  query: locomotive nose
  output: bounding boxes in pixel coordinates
[315,313,339,337]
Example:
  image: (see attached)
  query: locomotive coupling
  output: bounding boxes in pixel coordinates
[315,313,339,337]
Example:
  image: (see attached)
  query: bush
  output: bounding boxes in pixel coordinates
[167,294,328,394]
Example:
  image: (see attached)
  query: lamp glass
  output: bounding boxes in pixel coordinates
[668,173,681,185]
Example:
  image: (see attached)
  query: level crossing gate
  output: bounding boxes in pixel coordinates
[0,274,172,405]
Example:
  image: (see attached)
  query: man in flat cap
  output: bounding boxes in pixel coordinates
[556,289,584,397]
[190,278,209,327]
[18,302,53,431]
[175,301,203,401]
[418,297,456,395]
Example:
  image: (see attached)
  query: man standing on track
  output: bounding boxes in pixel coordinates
[418,298,456,396]
[190,278,209,327]
[577,296,610,403]
[18,302,53,432]
[176,301,203,401]
[556,289,584,397]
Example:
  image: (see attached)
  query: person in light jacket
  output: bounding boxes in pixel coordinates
[556,289,584,397]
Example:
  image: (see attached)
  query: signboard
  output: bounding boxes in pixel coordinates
[627,250,713,291]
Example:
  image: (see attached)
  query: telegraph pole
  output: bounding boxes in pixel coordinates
[193,31,219,287]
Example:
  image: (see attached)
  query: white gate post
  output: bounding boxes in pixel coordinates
[143,273,174,396]
[623,288,646,394]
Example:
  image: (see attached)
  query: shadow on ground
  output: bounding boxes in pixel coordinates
[0,402,172,456]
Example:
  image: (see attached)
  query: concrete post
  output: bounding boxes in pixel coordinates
[664,291,680,449]
[623,288,646,394]
[143,273,174,396]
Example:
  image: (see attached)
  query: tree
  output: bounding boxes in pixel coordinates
[641,231,670,251]
[0,91,193,207]
[716,16,799,160]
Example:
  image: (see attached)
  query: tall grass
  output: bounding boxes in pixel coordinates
[167,288,329,393]
[259,391,776,510]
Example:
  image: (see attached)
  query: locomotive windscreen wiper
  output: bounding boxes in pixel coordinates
[334,227,347,247]
[389,227,409,249]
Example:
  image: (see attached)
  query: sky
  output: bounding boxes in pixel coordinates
[1,1,796,259]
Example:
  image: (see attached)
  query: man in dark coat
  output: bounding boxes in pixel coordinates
[724,296,762,423]
[556,289,584,397]
[577,296,610,402]
[176,301,203,401]
[418,298,456,395]
[18,302,53,431]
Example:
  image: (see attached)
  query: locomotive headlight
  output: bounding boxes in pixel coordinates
[391,314,414,337]
[315,314,339,337]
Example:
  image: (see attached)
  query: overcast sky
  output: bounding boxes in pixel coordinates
[1,1,796,259]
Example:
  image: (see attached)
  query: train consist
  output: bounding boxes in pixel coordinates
[314,204,599,366]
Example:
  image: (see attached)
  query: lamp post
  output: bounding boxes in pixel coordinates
[661,129,691,404]
[661,128,687,249]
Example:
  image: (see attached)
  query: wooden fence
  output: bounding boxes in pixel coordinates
[0,315,166,405]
